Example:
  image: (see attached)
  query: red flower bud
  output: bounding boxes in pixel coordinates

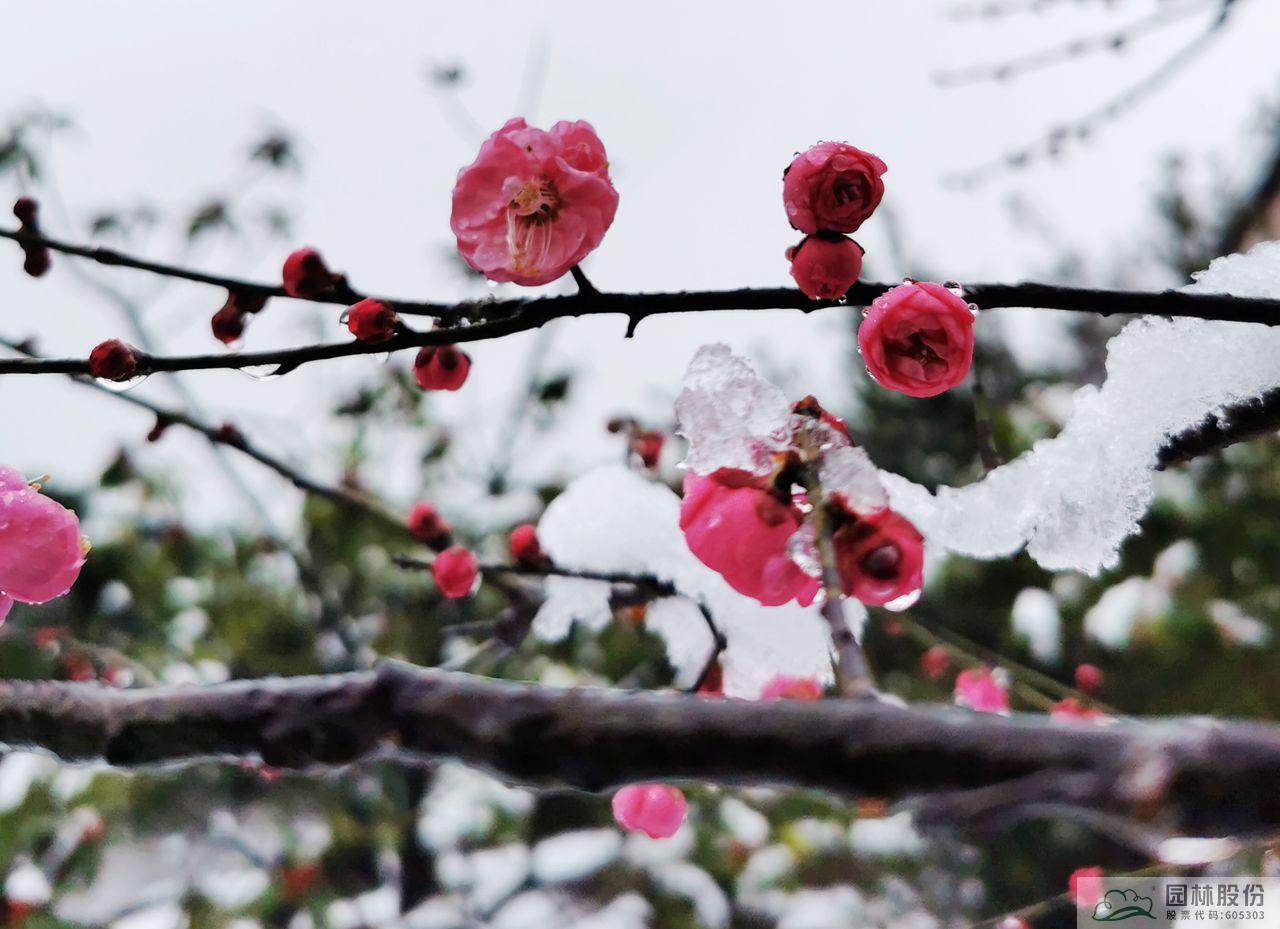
[210,304,247,345]
[508,523,546,565]
[1073,663,1103,695]
[787,234,863,301]
[407,502,451,545]
[282,247,339,298]
[346,298,398,343]
[413,345,471,391]
[631,430,665,470]
[920,644,950,680]
[88,339,139,381]
[213,423,245,447]
[858,282,975,398]
[433,546,478,599]
[13,197,51,278]
[12,197,38,226]
[831,507,924,607]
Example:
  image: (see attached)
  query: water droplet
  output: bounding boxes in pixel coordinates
[99,372,150,393]
[237,364,281,381]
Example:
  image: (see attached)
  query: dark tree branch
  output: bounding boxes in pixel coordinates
[2,277,1279,379]
[944,0,1241,187]
[1156,385,1280,468]
[0,227,463,320]
[4,662,1280,836]
[935,1,1214,87]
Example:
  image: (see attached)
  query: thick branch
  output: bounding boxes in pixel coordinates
[3,663,1280,836]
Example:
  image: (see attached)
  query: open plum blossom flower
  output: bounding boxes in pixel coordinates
[831,506,924,607]
[858,282,976,398]
[611,784,687,839]
[0,467,88,624]
[783,142,887,235]
[954,666,1010,714]
[680,470,820,608]
[451,118,619,286]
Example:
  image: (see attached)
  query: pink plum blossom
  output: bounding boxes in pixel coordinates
[783,142,887,235]
[0,467,87,623]
[953,666,1010,714]
[451,118,619,286]
[858,282,976,398]
[680,470,820,608]
[611,784,687,838]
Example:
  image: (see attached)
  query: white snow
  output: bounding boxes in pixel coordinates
[1010,588,1061,664]
[530,829,621,885]
[675,343,793,477]
[883,242,1280,574]
[535,466,836,697]
[1083,577,1171,649]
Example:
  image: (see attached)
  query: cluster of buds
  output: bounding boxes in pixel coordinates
[782,143,885,300]
[12,197,50,277]
[210,288,269,346]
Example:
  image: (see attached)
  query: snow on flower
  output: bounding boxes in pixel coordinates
[675,344,919,609]
[450,118,619,286]
[0,467,87,622]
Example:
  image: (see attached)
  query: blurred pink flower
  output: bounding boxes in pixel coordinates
[760,675,824,701]
[953,666,1010,714]
[1070,866,1105,909]
[0,467,87,622]
[611,784,687,839]
[451,118,619,286]
[680,470,820,608]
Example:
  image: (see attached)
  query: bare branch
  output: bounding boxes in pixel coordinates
[2,275,1279,379]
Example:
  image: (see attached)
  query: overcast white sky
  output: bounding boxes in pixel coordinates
[3,0,1278,532]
